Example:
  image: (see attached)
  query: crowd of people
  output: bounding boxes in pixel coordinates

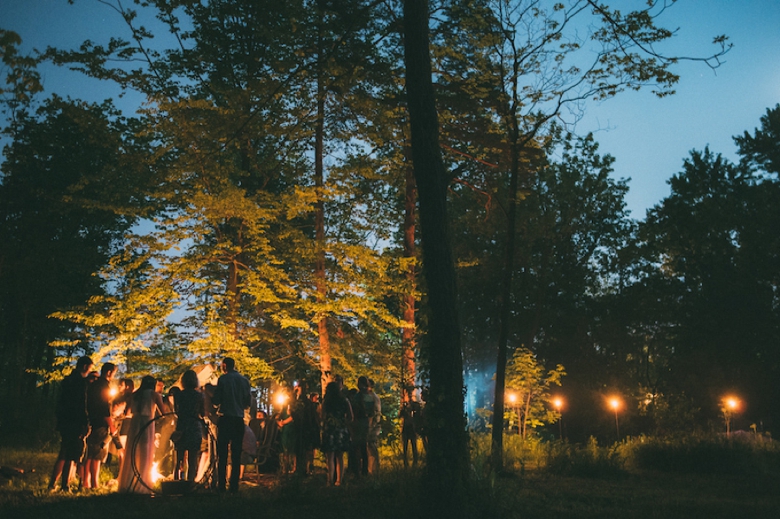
[274,375,387,486]
[47,356,425,494]
[47,356,174,493]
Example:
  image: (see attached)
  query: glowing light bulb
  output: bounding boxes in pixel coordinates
[274,392,289,407]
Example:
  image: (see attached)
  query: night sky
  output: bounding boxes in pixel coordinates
[2,0,779,215]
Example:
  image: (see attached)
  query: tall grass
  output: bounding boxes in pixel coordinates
[545,436,627,478]
[619,433,780,474]
[469,433,549,477]
[469,433,626,478]
[0,448,57,510]
[2,435,780,518]
[468,431,780,479]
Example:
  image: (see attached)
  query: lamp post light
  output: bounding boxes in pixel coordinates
[721,396,740,436]
[609,396,622,441]
[274,391,289,413]
[552,397,564,440]
[507,392,520,435]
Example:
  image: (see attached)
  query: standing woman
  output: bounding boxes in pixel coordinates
[112,378,135,475]
[117,375,163,493]
[320,381,353,486]
[276,388,297,474]
[174,369,205,482]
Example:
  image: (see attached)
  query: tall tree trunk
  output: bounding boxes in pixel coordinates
[227,258,239,333]
[522,390,533,440]
[12,309,29,398]
[402,145,417,395]
[315,22,331,394]
[227,142,252,336]
[490,132,520,472]
[403,0,469,513]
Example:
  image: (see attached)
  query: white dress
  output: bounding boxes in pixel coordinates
[117,389,157,493]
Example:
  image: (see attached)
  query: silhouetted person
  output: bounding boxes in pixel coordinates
[400,387,420,467]
[321,381,353,486]
[174,369,205,482]
[213,357,251,493]
[84,362,117,489]
[48,356,93,492]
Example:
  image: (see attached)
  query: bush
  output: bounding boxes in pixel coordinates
[470,433,628,479]
[468,433,548,479]
[470,431,780,479]
[544,436,627,478]
[503,434,547,473]
[620,433,780,475]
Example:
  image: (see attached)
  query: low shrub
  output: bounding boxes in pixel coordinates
[544,436,627,478]
[620,433,780,475]
[468,432,548,478]
[503,434,547,473]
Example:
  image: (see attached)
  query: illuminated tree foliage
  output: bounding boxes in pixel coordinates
[42,0,406,386]
[505,347,565,439]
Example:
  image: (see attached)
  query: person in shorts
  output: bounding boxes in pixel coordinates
[84,362,117,489]
[47,356,93,492]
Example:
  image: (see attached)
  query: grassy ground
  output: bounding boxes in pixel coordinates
[2,446,779,519]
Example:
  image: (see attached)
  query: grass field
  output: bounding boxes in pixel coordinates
[2,437,779,519]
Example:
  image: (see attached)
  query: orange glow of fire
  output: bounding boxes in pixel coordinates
[151,461,165,484]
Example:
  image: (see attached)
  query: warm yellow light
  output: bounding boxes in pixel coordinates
[724,396,740,411]
[552,397,563,410]
[609,397,621,411]
[109,387,119,399]
[507,392,517,404]
[274,392,289,407]
[151,461,164,484]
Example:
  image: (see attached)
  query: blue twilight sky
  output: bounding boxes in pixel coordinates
[2,0,779,218]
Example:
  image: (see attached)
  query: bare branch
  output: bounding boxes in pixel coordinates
[586,0,731,71]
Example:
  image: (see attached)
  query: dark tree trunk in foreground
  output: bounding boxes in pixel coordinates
[491,134,521,472]
[403,0,469,512]
[402,146,417,394]
[315,6,331,393]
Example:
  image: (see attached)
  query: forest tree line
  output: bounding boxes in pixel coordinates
[0,0,776,452]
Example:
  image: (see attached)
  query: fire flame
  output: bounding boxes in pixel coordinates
[151,461,165,484]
